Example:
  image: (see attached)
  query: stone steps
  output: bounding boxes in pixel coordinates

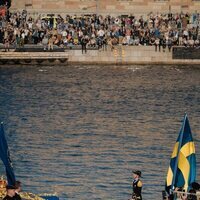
[0,52,69,60]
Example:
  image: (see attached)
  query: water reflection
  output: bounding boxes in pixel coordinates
[0,65,200,200]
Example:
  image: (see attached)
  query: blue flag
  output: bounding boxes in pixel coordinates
[0,122,16,186]
[166,114,196,192]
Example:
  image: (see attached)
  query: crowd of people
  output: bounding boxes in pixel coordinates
[0,10,199,52]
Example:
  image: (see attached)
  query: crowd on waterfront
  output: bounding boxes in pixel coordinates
[0,9,199,52]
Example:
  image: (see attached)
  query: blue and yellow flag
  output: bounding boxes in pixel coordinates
[166,114,196,192]
[0,122,16,186]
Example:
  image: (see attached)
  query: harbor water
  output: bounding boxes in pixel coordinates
[0,65,200,200]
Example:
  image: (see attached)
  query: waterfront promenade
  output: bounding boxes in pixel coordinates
[0,8,199,65]
[0,46,200,65]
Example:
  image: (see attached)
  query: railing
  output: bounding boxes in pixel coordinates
[162,190,200,200]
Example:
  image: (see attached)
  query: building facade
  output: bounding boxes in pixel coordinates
[10,0,200,16]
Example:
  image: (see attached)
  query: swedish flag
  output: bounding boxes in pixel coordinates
[166,114,196,192]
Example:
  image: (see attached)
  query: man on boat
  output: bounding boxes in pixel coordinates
[13,181,22,200]
[132,170,142,200]
[3,185,16,200]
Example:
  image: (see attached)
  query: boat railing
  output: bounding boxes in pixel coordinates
[162,190,200,200]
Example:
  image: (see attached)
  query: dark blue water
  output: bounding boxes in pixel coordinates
[0,65,200,200]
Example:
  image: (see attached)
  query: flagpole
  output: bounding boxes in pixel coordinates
[0,122,16,186]
[171,114,187,192]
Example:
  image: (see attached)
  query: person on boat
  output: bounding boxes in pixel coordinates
[132,170,142,200]
[188,188,197,200]
[187,182,200,200]
[174,187,187,200]
[3,185,16,200]
[13,181,22,200]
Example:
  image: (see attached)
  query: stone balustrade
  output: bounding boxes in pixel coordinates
[11,0,200,16]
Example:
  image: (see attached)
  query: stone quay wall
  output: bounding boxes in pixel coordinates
[1,46,199,65]
[67,46,200,65]
[10,0,200,16]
